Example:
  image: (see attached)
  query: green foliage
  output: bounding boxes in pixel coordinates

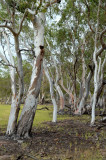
[0,0,105,106]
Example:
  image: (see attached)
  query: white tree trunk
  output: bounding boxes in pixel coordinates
[81,42,86,97]
[3,32,24,135]
[0,32,19,135]
[44,60,57,122]
[17,12,45,138]
[91,0,101,125]
[45,38,65,110]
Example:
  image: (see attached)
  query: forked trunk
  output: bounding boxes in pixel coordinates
[78,71,93,114]
[59,79,74,106]
[16,12,45,138]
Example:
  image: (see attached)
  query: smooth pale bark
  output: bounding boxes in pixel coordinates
[16,12,45,138]
[0,49,18,134]
[44,60,57,122]
[90,59,105,124]
[78,44,105,115]
[73,58,77,110]
[91,0,101,125]
[81,43,86,98]
[91,53,98,125]
[4,33,24,135]
[0,32,19,135]
[0,9,26,135]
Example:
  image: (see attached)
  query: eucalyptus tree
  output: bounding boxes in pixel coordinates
[15,0,61,138]
[78,0,106,116]
[0,0,61,138]
[0,0,27,135]
[0,30,17,133]
[91,0,106,125]
[47,0,89,111]
[45,38,65,111]
[46,0,106,118]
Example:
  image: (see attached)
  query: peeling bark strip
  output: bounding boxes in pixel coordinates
[17,46,44,137]
[16,12,45,137]
[29,47,44,96]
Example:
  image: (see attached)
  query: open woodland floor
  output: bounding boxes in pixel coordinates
[0,105,106,160]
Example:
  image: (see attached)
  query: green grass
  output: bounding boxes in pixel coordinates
[0,104,71,128]
[0,104,10,128]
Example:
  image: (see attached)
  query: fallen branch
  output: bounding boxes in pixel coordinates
[65,104,72,110]
[17,153,50,160]
[37,106,49,110]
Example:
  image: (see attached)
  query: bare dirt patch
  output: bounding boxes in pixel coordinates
[0,118,106,160]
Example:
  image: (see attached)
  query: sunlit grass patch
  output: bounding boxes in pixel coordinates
[0,104,10,128]
[0,104,72,128]
[33,104,53,126]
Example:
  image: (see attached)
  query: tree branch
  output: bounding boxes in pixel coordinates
[17,10,28,35]
[84,0,95,33]
[100,28,106,49]
[0,24,16,36]
[19,48,33,53]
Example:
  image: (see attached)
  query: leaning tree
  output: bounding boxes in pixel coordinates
[0,0,62,138]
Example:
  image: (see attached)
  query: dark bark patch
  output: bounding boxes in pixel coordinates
[39,45,44,49]
[29,47,44,95]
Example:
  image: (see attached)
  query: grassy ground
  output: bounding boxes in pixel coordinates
[0,105,10,128]
[0,104,71,128]
[0,104,106,160]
